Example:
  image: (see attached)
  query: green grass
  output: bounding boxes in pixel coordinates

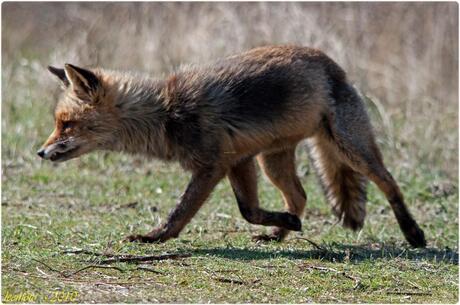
[2,53,458,303]
[2,151,458,303]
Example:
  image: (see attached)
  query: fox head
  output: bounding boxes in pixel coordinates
[38,64,119,162]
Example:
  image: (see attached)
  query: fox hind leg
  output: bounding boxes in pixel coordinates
[346,142,426,247]
[254,148,307,241]
[228,157,302,234]
[319,89,426,247]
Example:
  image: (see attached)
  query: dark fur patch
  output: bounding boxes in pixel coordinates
[229,72,289,118]
[321,114,335,141]
[66,64,99,92]
[236,199,255,224]
[210,65,292,129]
[48,66,69,86]
[165,111,204,157]
[329,77,351,104]
[279,212,302,231]
[389,197,426,247]
[235,194,301,231]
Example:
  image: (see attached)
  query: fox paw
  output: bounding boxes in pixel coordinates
[282,213,302,231]
[124,227,168,243]
[404,224,427,248]
[124,234,160,243]
[252,233,283,243]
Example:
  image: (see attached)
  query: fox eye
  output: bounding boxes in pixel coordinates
[61,121,75,130]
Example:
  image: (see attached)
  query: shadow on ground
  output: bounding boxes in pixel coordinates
[191,243,459,264]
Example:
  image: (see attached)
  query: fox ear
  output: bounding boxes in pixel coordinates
[48,66,70,88]
[64,64,100,101]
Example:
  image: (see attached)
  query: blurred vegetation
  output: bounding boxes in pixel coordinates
[3,2,458,178]
[2,3,458,303]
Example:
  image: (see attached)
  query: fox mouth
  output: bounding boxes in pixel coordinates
[49,146,80,162]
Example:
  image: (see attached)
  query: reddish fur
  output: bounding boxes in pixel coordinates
[40,45,426,247]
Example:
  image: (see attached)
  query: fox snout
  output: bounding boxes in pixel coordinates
[37,139,79,162]
[37,148,45,158]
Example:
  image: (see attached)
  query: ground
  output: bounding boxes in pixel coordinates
[2,141,458,303]
[2,3,458,300]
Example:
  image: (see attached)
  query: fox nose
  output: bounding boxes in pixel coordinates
[37,148,45,158]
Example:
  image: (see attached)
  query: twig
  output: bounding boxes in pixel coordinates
[386,291,432,296]
[35,266,51,277]
[61,249,103,256]
[135,266,164,274]
[293,237,327,251]
[215,269,244,273]
[59,250,190,277]
[65,265,125,277]
[213,277,245,285]
[98,253,192,264]
[61,249,192,264]
[339,271,359,281]
[204,268,259,286]
[307,265,338,272]
[115,201,138,210]
[31,258,63,274]
[301,264,362,289]
[339,271,362,289]
[62,249,192,264]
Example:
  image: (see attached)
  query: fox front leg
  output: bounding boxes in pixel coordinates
[126,166,225,243]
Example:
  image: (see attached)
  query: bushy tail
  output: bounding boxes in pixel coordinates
[305,73,426,247]
[306,70,376,230]
[307,135,368,230]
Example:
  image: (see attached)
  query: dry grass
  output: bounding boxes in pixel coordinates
[2,2,458,303]
[2,2,458,177]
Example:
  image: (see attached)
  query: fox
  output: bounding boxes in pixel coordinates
[38,45,426,247]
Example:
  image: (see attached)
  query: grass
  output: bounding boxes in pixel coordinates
[2,2,458,303]
[2,152,458,303]
[2,152,459,303]
[2,94,458,302]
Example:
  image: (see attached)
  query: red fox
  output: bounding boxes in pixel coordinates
[38,45,426,247]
